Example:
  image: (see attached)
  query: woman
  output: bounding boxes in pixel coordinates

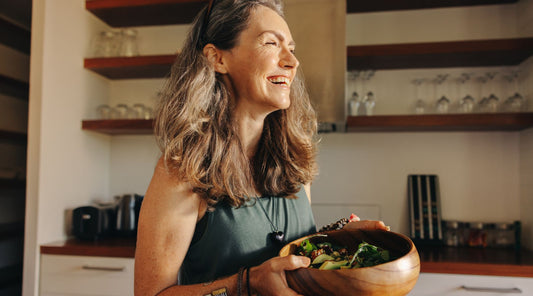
[134,1,388,295]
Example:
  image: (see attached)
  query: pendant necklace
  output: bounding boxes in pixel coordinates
[255,198,285,244]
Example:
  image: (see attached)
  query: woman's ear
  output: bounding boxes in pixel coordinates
[203,44,228,74]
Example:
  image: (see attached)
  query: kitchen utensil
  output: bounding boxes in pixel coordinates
[115,194,143,236]
[279,229,420,296]
[72,205,116,240]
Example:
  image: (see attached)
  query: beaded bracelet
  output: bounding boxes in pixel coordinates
[237,267,245,296]
[318,217,349,232]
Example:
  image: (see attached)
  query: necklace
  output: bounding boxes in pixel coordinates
[255,198,285,244]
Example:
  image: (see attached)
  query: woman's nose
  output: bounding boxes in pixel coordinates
[279,48,299,69]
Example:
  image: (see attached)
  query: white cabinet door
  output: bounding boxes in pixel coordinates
[40,254,134,296]
[409,273,533,296]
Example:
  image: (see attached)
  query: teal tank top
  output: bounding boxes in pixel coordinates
[180,187,316,285]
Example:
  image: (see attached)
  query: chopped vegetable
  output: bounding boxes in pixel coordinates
[295,236,394,270]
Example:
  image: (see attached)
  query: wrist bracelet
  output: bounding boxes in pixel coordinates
[237,267,245,296]
[245,267,251,296]
[318,217,349,232]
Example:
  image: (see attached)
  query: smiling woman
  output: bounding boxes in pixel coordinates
[134,1,319,295]
[134,1,387,295]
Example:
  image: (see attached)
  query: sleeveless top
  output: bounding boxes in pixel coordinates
[180,187,316,285]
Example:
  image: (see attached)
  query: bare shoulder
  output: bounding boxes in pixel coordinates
[134,157,202,295]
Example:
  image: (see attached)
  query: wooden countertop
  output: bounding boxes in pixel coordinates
[40,238,533,277]
[40,237,136,258]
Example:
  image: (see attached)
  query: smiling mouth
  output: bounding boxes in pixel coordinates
[267,76,290,86]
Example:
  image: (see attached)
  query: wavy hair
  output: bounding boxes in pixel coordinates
[155,0,318,208]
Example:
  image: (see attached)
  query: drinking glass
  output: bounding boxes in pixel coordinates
[457,73,475,113]
[434,74,449,113]
[348,91,361,116]
[485,72,500,112]
[475,75,489,113]
[363,91,376,116]
[114,104,129,119]
[132,103,146,119]
[502,71,524,112]
[412,78,425,114]
[120,29,139,57]
[96,104,111,119]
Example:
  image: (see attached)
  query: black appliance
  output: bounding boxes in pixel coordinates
[72,205,116,240]
[115,194,144,237]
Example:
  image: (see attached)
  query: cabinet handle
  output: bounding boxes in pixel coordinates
[461,285,522,293]
[82,265,125,272]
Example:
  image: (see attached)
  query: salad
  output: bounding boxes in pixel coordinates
[295,234,394,270]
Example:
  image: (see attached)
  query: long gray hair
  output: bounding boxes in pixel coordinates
[155,0,318,208]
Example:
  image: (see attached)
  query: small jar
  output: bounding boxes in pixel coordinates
[493,222,515,248]
[443,220,464,247]
[467,222,487,248]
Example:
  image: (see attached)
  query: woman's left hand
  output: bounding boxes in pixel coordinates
[343,213,390,231]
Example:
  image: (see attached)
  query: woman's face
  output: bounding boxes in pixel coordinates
[221,5,299,117]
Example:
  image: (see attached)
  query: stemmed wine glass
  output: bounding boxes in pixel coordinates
[347,70,362,116]
[485,72,499,112]
[360,70,376,116]
[502,71,524,112]
[457,73,475,113]
[475,75,489,113]
[434,74,450,113]
[412,78,425,114]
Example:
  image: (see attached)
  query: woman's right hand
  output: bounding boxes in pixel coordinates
[248,255,310,296]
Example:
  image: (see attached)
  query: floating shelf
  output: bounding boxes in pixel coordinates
[0,17,31,54]
[0,130,27,144]
[347,38,533,70]
[82,119,154,135]
[85,0,207,27]
[346,0,517,13]
[84,55,176,79]
[346,113,533,132]
[0,74,29,100]
[0,178,26,190]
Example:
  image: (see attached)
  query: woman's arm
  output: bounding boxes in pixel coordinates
[135,158,310,296]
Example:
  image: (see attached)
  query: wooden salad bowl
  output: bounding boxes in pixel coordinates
[279,229,420,296]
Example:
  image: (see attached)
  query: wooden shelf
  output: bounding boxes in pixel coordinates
[346,0,517,13]
[347,38,533,70]
[41,237,136,258]
[0,17,31,54]
[0,129,27,144]
[82,119,154,135]
[86,0,207,27]
[0,178,26,190]
[0,73,29,100]
[84,55,176,79]
[346,113,533,132]
[86,0,519,27]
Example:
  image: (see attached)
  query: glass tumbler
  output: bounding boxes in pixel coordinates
[120,29,139,57]
[96,104,111,119]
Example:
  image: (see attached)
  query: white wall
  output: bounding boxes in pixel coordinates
[346,4,519,46]
[311,132,520,235]
[25,0,111,295]
[312,3,532,243]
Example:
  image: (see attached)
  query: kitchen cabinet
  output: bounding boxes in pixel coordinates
[40,254,134,296]
[410,273,533,295]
